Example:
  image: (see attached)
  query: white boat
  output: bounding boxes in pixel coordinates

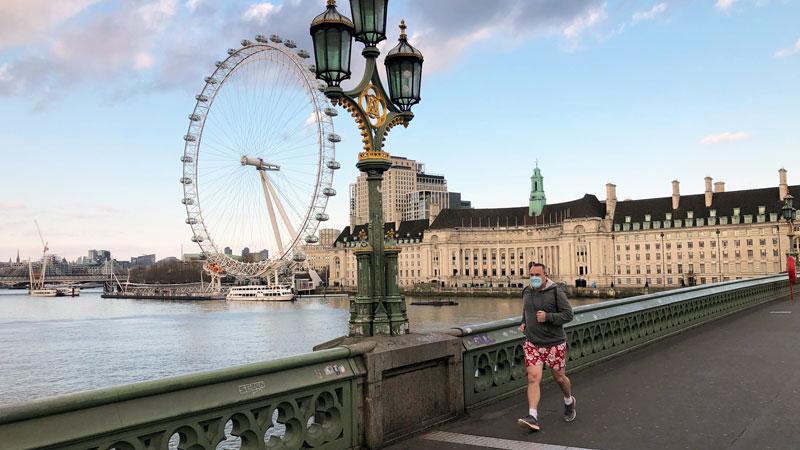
[226,285,295,301]
[29,289,60,297]
[56,286,81,297]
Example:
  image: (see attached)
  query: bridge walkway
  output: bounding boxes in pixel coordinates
[389,296,798,450]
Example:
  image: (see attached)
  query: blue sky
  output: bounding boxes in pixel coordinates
[0,0,798,262]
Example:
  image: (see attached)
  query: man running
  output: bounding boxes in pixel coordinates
[517,262,576,431]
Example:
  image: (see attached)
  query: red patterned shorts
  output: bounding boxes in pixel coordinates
[523,340,568,371]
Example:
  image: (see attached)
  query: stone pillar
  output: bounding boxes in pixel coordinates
[384,246,409,335]
[714,181,725,193]
[705,176,713,208]
[350,249,373,336]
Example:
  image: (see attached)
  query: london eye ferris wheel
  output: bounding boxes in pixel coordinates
[180,34,341,279]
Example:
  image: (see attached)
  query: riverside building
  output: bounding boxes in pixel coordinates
[322,167,797,290]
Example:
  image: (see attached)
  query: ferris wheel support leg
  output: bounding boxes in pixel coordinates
[263,173,297,239]
[259,171,284,254]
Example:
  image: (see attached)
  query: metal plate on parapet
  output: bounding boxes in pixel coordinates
[461,326,523,351]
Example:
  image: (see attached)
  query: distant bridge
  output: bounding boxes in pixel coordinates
[0,275,111,286]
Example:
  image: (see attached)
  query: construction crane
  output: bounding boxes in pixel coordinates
[30,221,49,289]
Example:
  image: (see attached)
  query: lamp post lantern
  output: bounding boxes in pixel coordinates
[782,194,798,259]
[310,0,423,336]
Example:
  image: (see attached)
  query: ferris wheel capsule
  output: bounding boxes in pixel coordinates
[181,155,193,163]
[255,35,268,43]
[189,114,201,121]
[191,235,204,243]
[227,48,237,56]
[204,76,218,84]
[195,94,208,102]
[315,213,329,221]
[180,177,193,185]
[326,160,341,170]
[322,187,336,196]
[284,39,297,48]
[215,61,227,69]
[241,39,253,47]
[292,252,306,262]
[186,217,198,225]
[304,235,320,244]
[182,198,195,205]
[270,34,282,43]
[309,64,316,73]
[297,49,310,59]
[323,107,337,117]
[327,133,341,143]
[184,134,197,142]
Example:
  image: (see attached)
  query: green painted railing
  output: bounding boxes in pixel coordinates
[450,275,790,409]
[0,345,372,450]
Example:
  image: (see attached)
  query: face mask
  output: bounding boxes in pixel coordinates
[530,276,543,288]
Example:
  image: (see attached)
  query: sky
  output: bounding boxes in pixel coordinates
[0,0,798,262]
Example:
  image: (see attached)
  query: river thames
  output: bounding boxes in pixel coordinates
[0,289,601,407]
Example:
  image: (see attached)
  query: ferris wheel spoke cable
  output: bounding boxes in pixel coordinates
[261,73,305,153]
[273,171,315,219]
[271,173,310,224]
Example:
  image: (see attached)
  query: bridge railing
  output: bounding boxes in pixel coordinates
[0,345,373,450]
[0,275,789,449]
[449,275,789,409]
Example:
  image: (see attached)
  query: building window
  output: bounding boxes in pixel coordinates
[710,209,717,217]
[666,213,672,220]
[625,216,631,223]
[733,208,740,216]
[687,211,694,219]
[759,206,766,215]
[645,214,651,221]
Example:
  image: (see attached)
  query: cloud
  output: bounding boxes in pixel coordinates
[0,0,613,105]
[133,52,155,70]
[714,0,738,12]
[404,0,606,70]
[632,3,668,23]
[0,0,179,106]
[0,202,27,211]
[563,3,608,43]
[701,131,750,145]
[0,0,101,50]
[186,0,201,13]
[774,38,800,58]
[242,2,280,24]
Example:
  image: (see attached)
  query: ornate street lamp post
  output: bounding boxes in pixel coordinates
[715,229,722,281]
[782,194,798,259]
[310,0,423,336]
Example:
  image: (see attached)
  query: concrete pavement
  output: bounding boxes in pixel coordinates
[388,296,799,450]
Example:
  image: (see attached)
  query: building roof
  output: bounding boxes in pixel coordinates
[334,219,431,245]
[429,194,606,229]
[612,185,799,225]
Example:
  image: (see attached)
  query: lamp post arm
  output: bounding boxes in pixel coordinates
[324,46,411,154]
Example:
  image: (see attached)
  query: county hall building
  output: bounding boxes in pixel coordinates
[306,166,798,290]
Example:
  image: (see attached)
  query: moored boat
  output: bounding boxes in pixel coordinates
[226,284,295,301]
[29,289,60,297]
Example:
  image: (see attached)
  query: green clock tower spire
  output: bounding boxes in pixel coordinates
[529,161,546,217]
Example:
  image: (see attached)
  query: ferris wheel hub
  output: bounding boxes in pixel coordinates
[240,156,280,171]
